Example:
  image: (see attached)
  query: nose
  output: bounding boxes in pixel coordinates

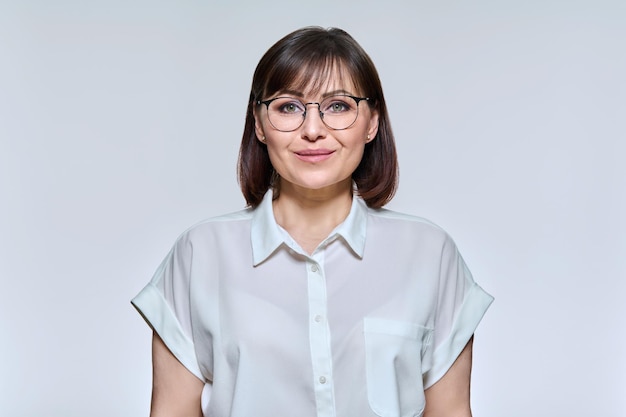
[301,102,327,142]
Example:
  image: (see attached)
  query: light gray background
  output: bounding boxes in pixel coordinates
[1,1,624,416]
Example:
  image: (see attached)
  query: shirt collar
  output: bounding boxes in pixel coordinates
[251,189,368,266]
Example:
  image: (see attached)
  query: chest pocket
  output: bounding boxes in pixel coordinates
[363,317,433,417]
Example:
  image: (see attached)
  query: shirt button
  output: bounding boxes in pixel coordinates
[310,264,318,272]
[314,315,322,323]
[319,376,327,384]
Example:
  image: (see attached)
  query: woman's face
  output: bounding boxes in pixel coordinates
[254,71,379,195]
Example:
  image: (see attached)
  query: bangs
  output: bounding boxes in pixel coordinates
[261,53,360,99]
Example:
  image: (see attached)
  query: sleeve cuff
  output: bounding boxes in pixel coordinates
[131,283,204,381]
[422,282,494,388]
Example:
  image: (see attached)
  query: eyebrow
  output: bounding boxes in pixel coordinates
[276,89,355,99]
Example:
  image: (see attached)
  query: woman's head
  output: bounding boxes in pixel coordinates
[238,26,398,208]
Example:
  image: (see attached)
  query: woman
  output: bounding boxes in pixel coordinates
[132,26,493,417]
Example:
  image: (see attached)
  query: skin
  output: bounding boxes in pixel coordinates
[150,333,203,417]
[149,75,475,416]
[253,79,378,253]
[423,337,474,417]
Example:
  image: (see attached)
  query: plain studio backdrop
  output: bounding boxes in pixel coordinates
[1,1,624,416]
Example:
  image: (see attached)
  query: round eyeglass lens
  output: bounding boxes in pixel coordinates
[266,95,361,131]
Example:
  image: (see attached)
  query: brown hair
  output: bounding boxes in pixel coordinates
[237,26,398,208]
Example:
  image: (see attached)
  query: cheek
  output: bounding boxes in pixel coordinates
[263,141,288,169]
[342,142,368,170]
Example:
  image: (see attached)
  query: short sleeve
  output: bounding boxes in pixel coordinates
[422,236,494,389]
[131,234,204,380]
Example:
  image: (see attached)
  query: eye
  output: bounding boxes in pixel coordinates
[273,98,305,114]
[323,97,353,113]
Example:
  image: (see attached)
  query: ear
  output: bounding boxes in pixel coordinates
[253,106,266,143]
[366,109,379,143]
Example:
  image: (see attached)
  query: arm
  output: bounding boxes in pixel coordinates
[423,336,474,417]
[150,332,204,417]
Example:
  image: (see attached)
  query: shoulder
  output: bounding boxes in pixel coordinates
[145,207,255,286]
[173,207,254,246]
[365,207,462,259]
[368,207,440,226]
[368,207,450,237]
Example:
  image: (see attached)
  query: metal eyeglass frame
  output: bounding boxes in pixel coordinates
[256,94,370,132]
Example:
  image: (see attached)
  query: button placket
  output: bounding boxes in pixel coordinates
[306,255,336,416]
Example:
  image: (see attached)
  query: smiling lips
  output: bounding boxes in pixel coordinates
[294,149,335,163]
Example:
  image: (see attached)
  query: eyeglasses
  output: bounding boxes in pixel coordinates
[256,94,370,132]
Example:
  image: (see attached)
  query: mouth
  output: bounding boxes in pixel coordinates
[294,149,335,163]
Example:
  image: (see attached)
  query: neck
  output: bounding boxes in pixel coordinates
[273,179,353,254]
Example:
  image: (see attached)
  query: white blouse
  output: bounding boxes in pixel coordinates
[132,190,493,417]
